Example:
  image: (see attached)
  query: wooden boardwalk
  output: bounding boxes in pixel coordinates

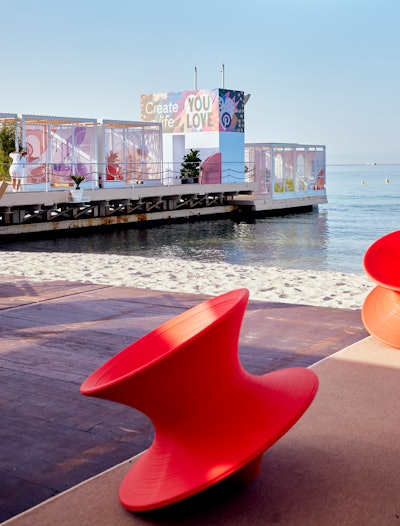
[0,276,368,522]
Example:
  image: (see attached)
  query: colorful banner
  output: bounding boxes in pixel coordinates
[218,89,245,132]
[140,89,244,133]
[103,125,162,182]
[24,120,97,184]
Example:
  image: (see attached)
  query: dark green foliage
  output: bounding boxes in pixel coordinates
[180,149,201,179]
[0,122,16,180]
[70,175,85,189]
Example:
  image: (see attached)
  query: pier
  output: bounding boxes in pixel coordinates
[0,182,327,238]
[0,183,253,237]
[0,108,328,239]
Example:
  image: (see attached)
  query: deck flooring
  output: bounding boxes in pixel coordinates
[0,276,368,522]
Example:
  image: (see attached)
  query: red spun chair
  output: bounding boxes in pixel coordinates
[362,230,400,348]
[81,288,319,512]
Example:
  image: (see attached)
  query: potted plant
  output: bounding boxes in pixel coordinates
[70,175,85,189]
[180,149,201,183]
[70,175,85,202]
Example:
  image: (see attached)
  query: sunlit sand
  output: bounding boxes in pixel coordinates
[0,251,373,310]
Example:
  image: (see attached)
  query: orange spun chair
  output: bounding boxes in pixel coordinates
[362,230,400,348]
[81,288,319,512]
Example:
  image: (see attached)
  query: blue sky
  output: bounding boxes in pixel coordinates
[2,0,399,164]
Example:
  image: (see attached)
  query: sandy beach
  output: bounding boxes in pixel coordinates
[0,251,374,310]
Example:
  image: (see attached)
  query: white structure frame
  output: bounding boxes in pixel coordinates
[245,143,326,199]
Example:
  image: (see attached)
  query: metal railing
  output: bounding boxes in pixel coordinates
[0,160,325,198]
[0,162,256,192]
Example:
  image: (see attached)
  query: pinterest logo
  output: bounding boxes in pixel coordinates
[219,96,235,130]
[221,112,232,128]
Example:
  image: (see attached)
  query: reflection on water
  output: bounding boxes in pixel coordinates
[1,164,399,274]
[0,209,329,271]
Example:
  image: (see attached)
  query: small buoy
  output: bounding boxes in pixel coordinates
[361,180,365,184]
[385,178,389,183]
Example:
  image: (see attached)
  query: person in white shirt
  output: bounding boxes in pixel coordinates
[9,150,27,192]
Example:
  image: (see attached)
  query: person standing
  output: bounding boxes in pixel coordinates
[9,150,27,192]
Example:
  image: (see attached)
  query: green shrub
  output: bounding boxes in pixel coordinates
[0,122,16,180]
[180,149,201,179]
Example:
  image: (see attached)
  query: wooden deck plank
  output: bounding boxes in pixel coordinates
[5,337,398,526]
[0,277,368,522]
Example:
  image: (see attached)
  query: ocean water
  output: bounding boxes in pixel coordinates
[1,164,399,274]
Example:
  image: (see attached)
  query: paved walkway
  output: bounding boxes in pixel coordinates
[0,276,368,522]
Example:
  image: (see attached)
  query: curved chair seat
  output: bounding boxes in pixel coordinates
[81,288,319,511]
[363,230,400,290]
[362,286,400,348]
[362,230,400,348]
